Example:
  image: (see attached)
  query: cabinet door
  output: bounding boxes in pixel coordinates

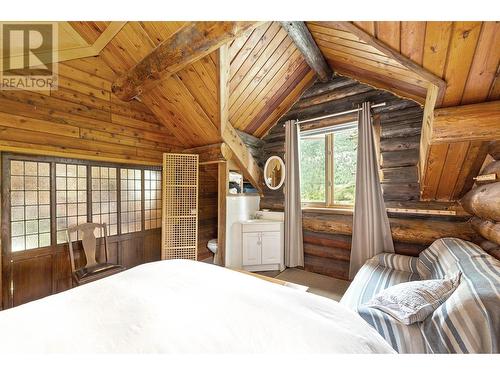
[242,232,261,266]
[261,232,281,264]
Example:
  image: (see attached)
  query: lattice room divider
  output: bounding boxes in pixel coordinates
[162,153,199,260]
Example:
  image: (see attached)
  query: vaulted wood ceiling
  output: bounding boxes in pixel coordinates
[339,21,499,202]
[52,21,500,201]
[68,21,315,145]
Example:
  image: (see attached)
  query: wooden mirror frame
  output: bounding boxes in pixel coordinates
[264,156,285,190]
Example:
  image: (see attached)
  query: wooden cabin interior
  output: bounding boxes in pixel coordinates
[0,15,498,357]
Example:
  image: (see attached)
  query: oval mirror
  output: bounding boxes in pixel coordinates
[264,156,285,190]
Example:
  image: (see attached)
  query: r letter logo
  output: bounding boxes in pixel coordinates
[0,22,58,91]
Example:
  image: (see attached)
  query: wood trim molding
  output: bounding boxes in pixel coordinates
[1,22,126,70]
[216,162,228,266]
[91,22,127,53]
[328,21,447,103]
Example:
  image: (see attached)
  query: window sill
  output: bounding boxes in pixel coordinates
[302,206,354,215]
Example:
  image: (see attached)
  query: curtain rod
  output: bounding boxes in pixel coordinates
[291,102,386,126]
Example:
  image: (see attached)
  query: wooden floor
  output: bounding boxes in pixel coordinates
[258,268,351,302]
[276,268,350,302]
[201,256,351,301]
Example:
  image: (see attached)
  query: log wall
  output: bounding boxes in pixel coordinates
[462,153,500,260]
[256,76,476,280]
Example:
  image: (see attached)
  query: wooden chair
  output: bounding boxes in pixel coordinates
[67,223,126,286]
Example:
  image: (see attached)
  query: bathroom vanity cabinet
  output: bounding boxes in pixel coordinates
[241,220,284,272]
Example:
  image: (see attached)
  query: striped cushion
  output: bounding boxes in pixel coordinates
[341,239,500,353]
[418,238,500,353]
[376,253,420,273]
[364,272,461,325]
[341,254,426,353]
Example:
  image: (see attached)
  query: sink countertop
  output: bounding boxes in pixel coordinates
[240,218,284,224]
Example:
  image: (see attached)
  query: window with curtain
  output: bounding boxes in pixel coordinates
[300,122,358,207]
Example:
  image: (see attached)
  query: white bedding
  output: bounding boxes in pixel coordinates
[0,260,394,353]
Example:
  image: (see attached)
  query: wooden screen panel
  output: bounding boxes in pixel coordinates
[10,160,51,251]
[144,169,162,230]
[120,168,142,234]
[55,163,88,243]
[91,166,118,236]
[162,153,198,260]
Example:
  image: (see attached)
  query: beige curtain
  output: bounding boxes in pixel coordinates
[284,120,304,267]
[349,102,394,279]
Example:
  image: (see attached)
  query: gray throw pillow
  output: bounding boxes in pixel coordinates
[363,272,461,325]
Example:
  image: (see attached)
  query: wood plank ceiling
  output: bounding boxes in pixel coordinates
[66,21,499,202]
[304,21,500,201]
[68,21,315,145]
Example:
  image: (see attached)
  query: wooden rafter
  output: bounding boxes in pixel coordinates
[183,143,233,164]
[216,43,264,194]
[279,21,333,82]
[223,121,263,195]
[328,21,447,103]
[431,101,500,143]
[112,22,261,101]
[419,83,440,185]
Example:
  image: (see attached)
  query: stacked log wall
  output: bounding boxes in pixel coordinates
[461,153,500,260]
[254,76,476,280]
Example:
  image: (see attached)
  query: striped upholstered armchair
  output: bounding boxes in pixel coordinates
[341,238,500,354]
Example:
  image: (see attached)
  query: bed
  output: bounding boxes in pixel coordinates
[0,260,394,353]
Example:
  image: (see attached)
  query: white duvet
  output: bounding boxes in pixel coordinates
[0,260,394,353]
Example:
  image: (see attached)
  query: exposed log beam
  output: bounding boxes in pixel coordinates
[184,143,232,165]
[279,21,332,82]
[420,99,499,200]
[302,212,475,245]
[460,182,500,222]
[489,141,500,160]
[112,22,260,101]
[430,101,500,144]
[223,122,264,195]
[214,43,263,194]
[471,217,500,246]
[419,83,440,198]
[329,21,447,103]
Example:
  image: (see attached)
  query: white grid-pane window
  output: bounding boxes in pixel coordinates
[55,163,88,243]
[10,160,51,251]
[120,168,142,234]
[91,166,118,236]
[144,170,162,230]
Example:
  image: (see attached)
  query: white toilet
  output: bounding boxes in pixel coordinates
[207,239,218,263]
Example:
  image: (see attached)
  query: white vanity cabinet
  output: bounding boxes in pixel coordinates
[241,220,284,272]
